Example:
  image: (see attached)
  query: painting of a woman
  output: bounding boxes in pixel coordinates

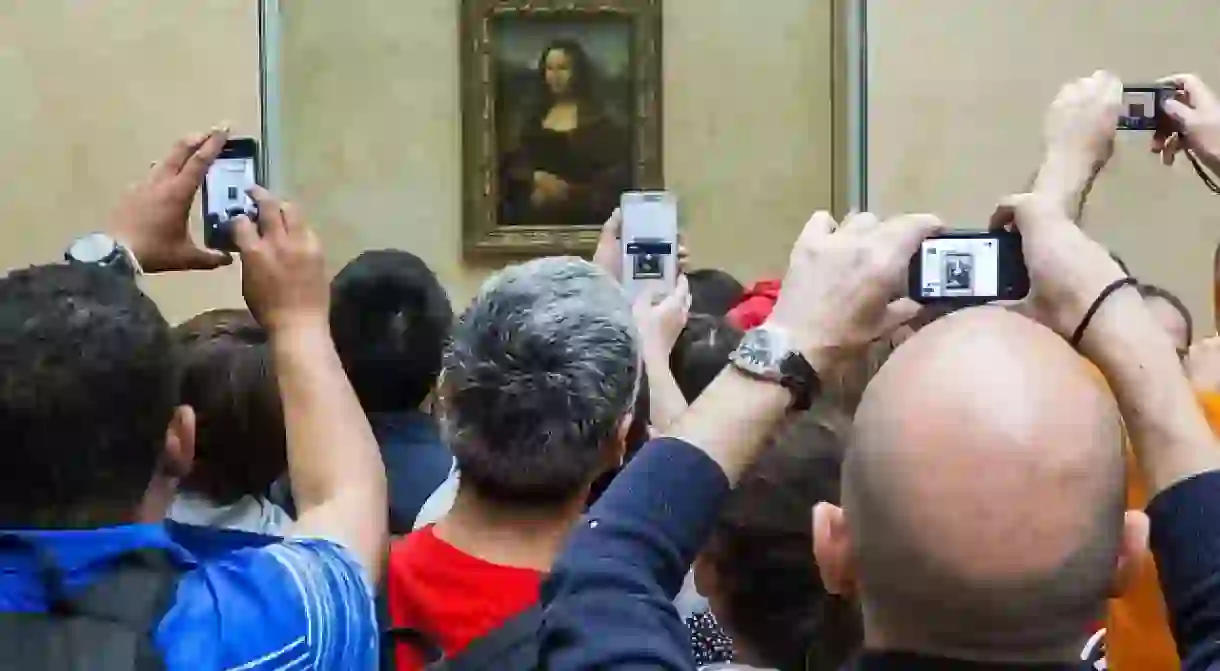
[499,39,632,228]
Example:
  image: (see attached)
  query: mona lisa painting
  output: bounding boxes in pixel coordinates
[461,0,662,255]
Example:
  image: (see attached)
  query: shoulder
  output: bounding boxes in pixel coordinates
[157,538,377,670]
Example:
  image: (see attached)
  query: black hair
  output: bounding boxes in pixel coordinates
[330,250,453,413]
[1138,282,1193,349]
[174,309,285,504]
[670,314,744,402]
[686,269,745,317]
[0,264,177,529]
[1109,251,1130,276]
[704,405,863,671]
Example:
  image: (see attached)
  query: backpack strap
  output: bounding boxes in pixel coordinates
[383,624,445,664]
[0,534,184,671]
[429,604,542,671]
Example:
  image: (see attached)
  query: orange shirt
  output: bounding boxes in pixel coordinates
[1106,391,1220,671]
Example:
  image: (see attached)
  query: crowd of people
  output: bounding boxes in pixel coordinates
[2,68,1220,671]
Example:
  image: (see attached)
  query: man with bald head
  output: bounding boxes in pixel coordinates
[533,72,1220,671]
[814,307,1144,662]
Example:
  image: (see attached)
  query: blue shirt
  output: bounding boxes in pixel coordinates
[0,522,378,670]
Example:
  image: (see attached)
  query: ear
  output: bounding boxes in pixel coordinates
[161,405,196,480]
[813,502,859,598]
[693,553,718,601]
[1111,509,1151,597]
[603,411,633,470]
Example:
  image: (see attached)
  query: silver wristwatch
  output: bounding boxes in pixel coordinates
[65,233,142,279]
[729,325,820,411]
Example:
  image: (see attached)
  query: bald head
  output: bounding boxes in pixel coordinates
[846,307,1126,659]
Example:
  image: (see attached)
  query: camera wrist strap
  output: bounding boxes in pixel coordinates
[1185,149,1220,194]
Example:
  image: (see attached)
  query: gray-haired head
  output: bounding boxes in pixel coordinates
[441,257,639,506]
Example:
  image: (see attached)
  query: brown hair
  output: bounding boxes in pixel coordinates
[173,309,285,504]
[703,403,863,671]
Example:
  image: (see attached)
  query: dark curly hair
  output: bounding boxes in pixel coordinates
[0,264,178,528]
[703,404,863,671]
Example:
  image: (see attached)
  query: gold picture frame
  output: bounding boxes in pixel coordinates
[461,0,663,256]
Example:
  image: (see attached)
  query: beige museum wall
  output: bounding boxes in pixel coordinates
[0,1,837,319]
[867,0,1220,335]
[278,0,838,305]
[0,1,260,324]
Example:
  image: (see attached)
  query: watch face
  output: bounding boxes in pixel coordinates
[737,329,778,371]
[69,233,117,264]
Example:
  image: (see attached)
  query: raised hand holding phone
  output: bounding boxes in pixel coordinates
[1152,74,1220,173]
[619,191,679,302]
[232,186,328,336]
[108,127,235,273]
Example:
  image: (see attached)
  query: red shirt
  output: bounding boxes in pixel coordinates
[725,279,781,330]
[386,526,544,670]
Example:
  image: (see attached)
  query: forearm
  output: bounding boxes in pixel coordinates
[670,365,794,485]
[1081,290,1220,494]
[272,325,388,568]
[1033,152,1100,223]
[643,352,689,431]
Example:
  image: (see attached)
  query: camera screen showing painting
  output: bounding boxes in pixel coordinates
[919,238,1000,299]
[1119,88,1160,131]
[492,17,634,228]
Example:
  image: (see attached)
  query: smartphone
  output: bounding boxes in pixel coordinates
[908,231,1030,305]
[1119,85,1178,132]
[202,137,260,252]
[620,191,679,301]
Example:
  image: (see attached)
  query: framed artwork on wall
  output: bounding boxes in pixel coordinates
[460,0,663,256]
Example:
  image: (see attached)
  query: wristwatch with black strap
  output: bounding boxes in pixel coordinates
[728,324,821,412]
[64,233,142,279]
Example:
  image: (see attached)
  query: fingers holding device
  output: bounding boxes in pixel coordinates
[202,137,261,252]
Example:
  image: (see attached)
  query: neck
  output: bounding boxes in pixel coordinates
[861,631,1083,667]
[135,474,178,524]
[858,650,1080,669]
[433,485,585,572]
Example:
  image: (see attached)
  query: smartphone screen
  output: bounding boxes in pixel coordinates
[910,232,1028,304]
[202,138,259,252]
[620,191,678,301]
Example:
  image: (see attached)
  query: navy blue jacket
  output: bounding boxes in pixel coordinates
[275,410,453,535]
[537,437,1220,671]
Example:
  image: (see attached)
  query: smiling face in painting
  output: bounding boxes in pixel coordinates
[543,47,575,97]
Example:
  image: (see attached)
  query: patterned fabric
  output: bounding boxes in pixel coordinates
[687,605,735,667]
[0,522,378,670]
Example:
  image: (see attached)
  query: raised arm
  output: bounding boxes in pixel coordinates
[234,189,388,584]
[633,276,692,431]
[538,210,941,671]
[1030,70,1119,225]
